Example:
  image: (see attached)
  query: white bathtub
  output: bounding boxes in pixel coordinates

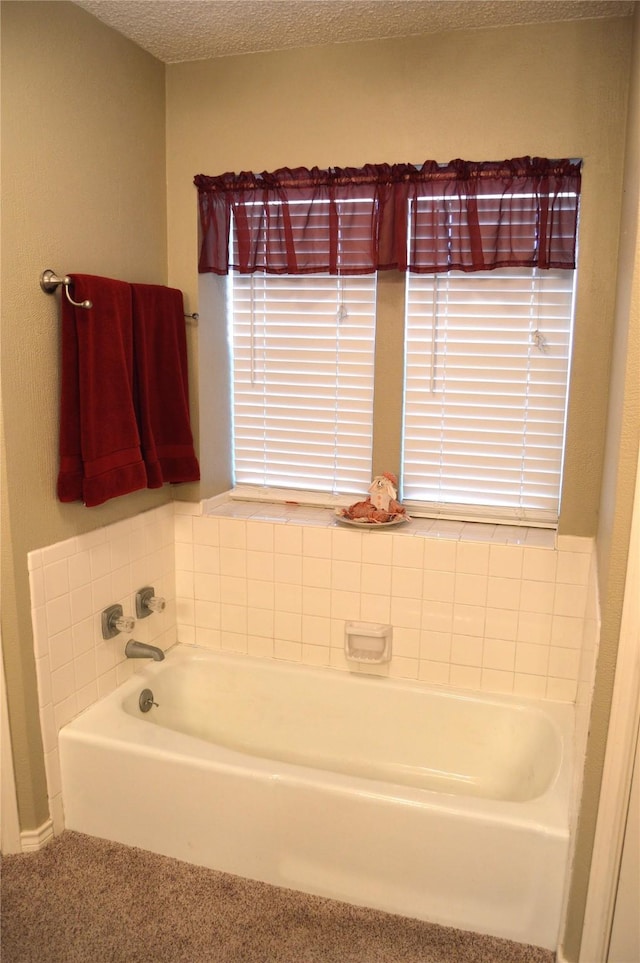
[59,644,574,950]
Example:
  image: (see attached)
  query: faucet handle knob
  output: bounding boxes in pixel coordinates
[101,604,136,640]
[113,615,136,633]
[136,586,166,618]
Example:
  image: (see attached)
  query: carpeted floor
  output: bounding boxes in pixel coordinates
[1,831,555,963]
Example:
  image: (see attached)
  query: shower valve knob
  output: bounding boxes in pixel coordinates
[113,615,136,633]
[136,586,166,619]
[101,604,135,640]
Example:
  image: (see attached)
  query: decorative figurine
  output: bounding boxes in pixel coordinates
[368,472,398,512]
[338,472,407,525]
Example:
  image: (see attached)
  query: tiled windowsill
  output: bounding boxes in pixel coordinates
[198,495,558,549]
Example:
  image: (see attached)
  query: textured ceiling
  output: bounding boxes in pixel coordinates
[72,0,636,63]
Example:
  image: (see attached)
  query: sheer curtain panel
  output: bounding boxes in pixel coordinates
[194,158,581,277]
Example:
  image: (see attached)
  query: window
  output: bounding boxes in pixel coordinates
[403,268,575,524]
[228,262,576,523]
[229,270,377,494]
[198,158,581,525]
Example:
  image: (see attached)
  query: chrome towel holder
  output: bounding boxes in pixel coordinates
[40,269,92,309]
[39,268,199,321]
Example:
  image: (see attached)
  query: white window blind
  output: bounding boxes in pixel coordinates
[229,270,377,495]
[402,267,575,524]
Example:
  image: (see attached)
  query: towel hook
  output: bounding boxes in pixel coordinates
[40,269,93,309]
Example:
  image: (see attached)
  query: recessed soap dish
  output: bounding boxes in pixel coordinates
[344,621,392,664]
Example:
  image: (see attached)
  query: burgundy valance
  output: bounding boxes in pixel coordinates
[194,157,581,276]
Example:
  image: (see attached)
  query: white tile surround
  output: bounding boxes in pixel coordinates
[29,495,599,833]
[178,496,596,704]
[28,504,176,832]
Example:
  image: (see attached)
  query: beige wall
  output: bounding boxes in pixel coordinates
[166,17,632,537]
[1,1,168,826]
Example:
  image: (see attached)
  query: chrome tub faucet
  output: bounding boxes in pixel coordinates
[125,639,165,662]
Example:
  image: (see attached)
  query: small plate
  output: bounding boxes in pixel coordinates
[334,510,409,528]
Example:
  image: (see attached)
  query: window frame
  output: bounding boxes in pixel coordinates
[221,173,580,528]
[400,265,577,526]
[227,263,577,527]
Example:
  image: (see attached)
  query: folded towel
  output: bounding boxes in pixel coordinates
[57,275,148,506]
[131,283,200,485]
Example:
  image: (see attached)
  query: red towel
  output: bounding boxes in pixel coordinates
[57,275,148,506]
[131,283,200,485]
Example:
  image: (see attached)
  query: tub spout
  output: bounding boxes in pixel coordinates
[125,639,165,661]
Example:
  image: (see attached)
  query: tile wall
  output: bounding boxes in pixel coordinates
[28,503,176,831]
[175,497,596,702]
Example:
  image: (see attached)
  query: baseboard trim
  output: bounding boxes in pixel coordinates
[21,818,54,853]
